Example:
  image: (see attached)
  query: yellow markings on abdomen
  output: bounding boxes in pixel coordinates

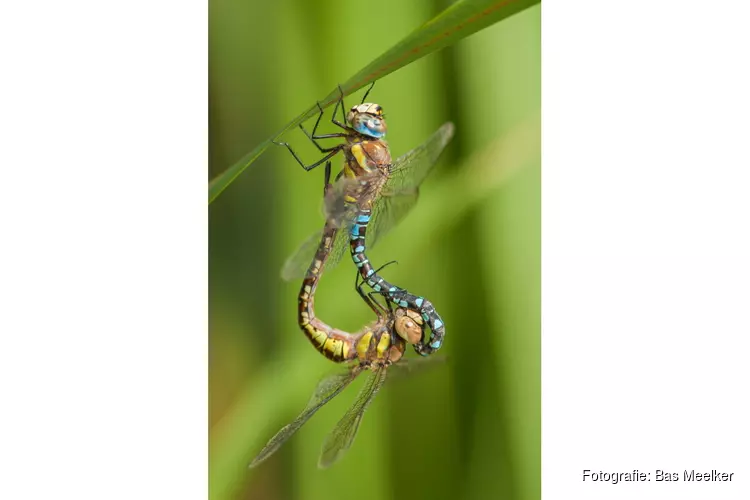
[305,325,327,348]
[341,341,350,360]
[300,311,310,326]
[376,333,391,359]
[357,331,373,360]
[323,338,344,359]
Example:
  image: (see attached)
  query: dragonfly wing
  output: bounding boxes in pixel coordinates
[249,368,360,468]
[285,123,454,277]
[366,189,419,249]
[280,177,367,281]
[322,173,380,221]
[386,355,448,382]
[280,226,351,281]
[318,366,388,468]
[386,122,455,195]
[362,122,455,248]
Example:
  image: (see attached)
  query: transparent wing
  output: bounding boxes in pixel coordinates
[366,190,419,250]
[322,122,455,251]
[321,172,377,227]
[385,122,455,195]
[386,354,448,382]
[318,366,388,468]
[249,368,360,468]
[280,225,351,281]
[366,122,455,247]
[283,122,454,280]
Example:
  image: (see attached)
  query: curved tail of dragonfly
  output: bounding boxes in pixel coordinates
[298,200,400,363]
[349,210,445,356]
[298,216,362,362]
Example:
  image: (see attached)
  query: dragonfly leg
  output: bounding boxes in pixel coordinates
[372,259,399,275]
[272,139,342,194]
[360,260,399,314]
[370,290,390,315]
[323,161,332,196]
[383,292,394,314]
[300,101,348,152]
[334,85,348,129]
[360,81,375,104]
[354,270,384,320]
[354,259,400,318]
[356,260,399,290]
[272,139,341,173]
[378,259,399,313]
[329,81,376,130]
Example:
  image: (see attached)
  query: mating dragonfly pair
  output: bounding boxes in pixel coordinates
[250,83,454,468]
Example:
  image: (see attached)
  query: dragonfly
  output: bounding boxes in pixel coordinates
[296,155,425,361]
[278,86,454,356]
[298,222,426,361]
[251,270,437,468]
[263,167,429,466]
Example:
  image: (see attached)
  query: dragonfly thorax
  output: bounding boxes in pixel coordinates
[347,103,387,139]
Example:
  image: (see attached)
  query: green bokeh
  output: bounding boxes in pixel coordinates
[209,2,540,499]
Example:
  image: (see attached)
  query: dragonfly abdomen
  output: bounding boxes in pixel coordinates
[298,222,362,363]
[348,208,446,356]
[297,218,408,363]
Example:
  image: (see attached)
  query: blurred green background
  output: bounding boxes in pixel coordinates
[209,1,540,499]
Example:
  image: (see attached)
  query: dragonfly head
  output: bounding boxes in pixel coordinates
[394,308,425,345]
[347,103,387,139]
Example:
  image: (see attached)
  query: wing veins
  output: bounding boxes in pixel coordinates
[318,366,388,468]
[249,369,359,467]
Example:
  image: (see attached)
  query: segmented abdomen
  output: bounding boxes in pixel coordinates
[298,219,404,363]
[349,208,445,356]
[298,221,360,362]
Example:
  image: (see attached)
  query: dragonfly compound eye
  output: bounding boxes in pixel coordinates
[394,308,424,345]
[351,114,387,138]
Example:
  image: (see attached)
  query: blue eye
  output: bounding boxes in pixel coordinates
[355,118,385,138]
